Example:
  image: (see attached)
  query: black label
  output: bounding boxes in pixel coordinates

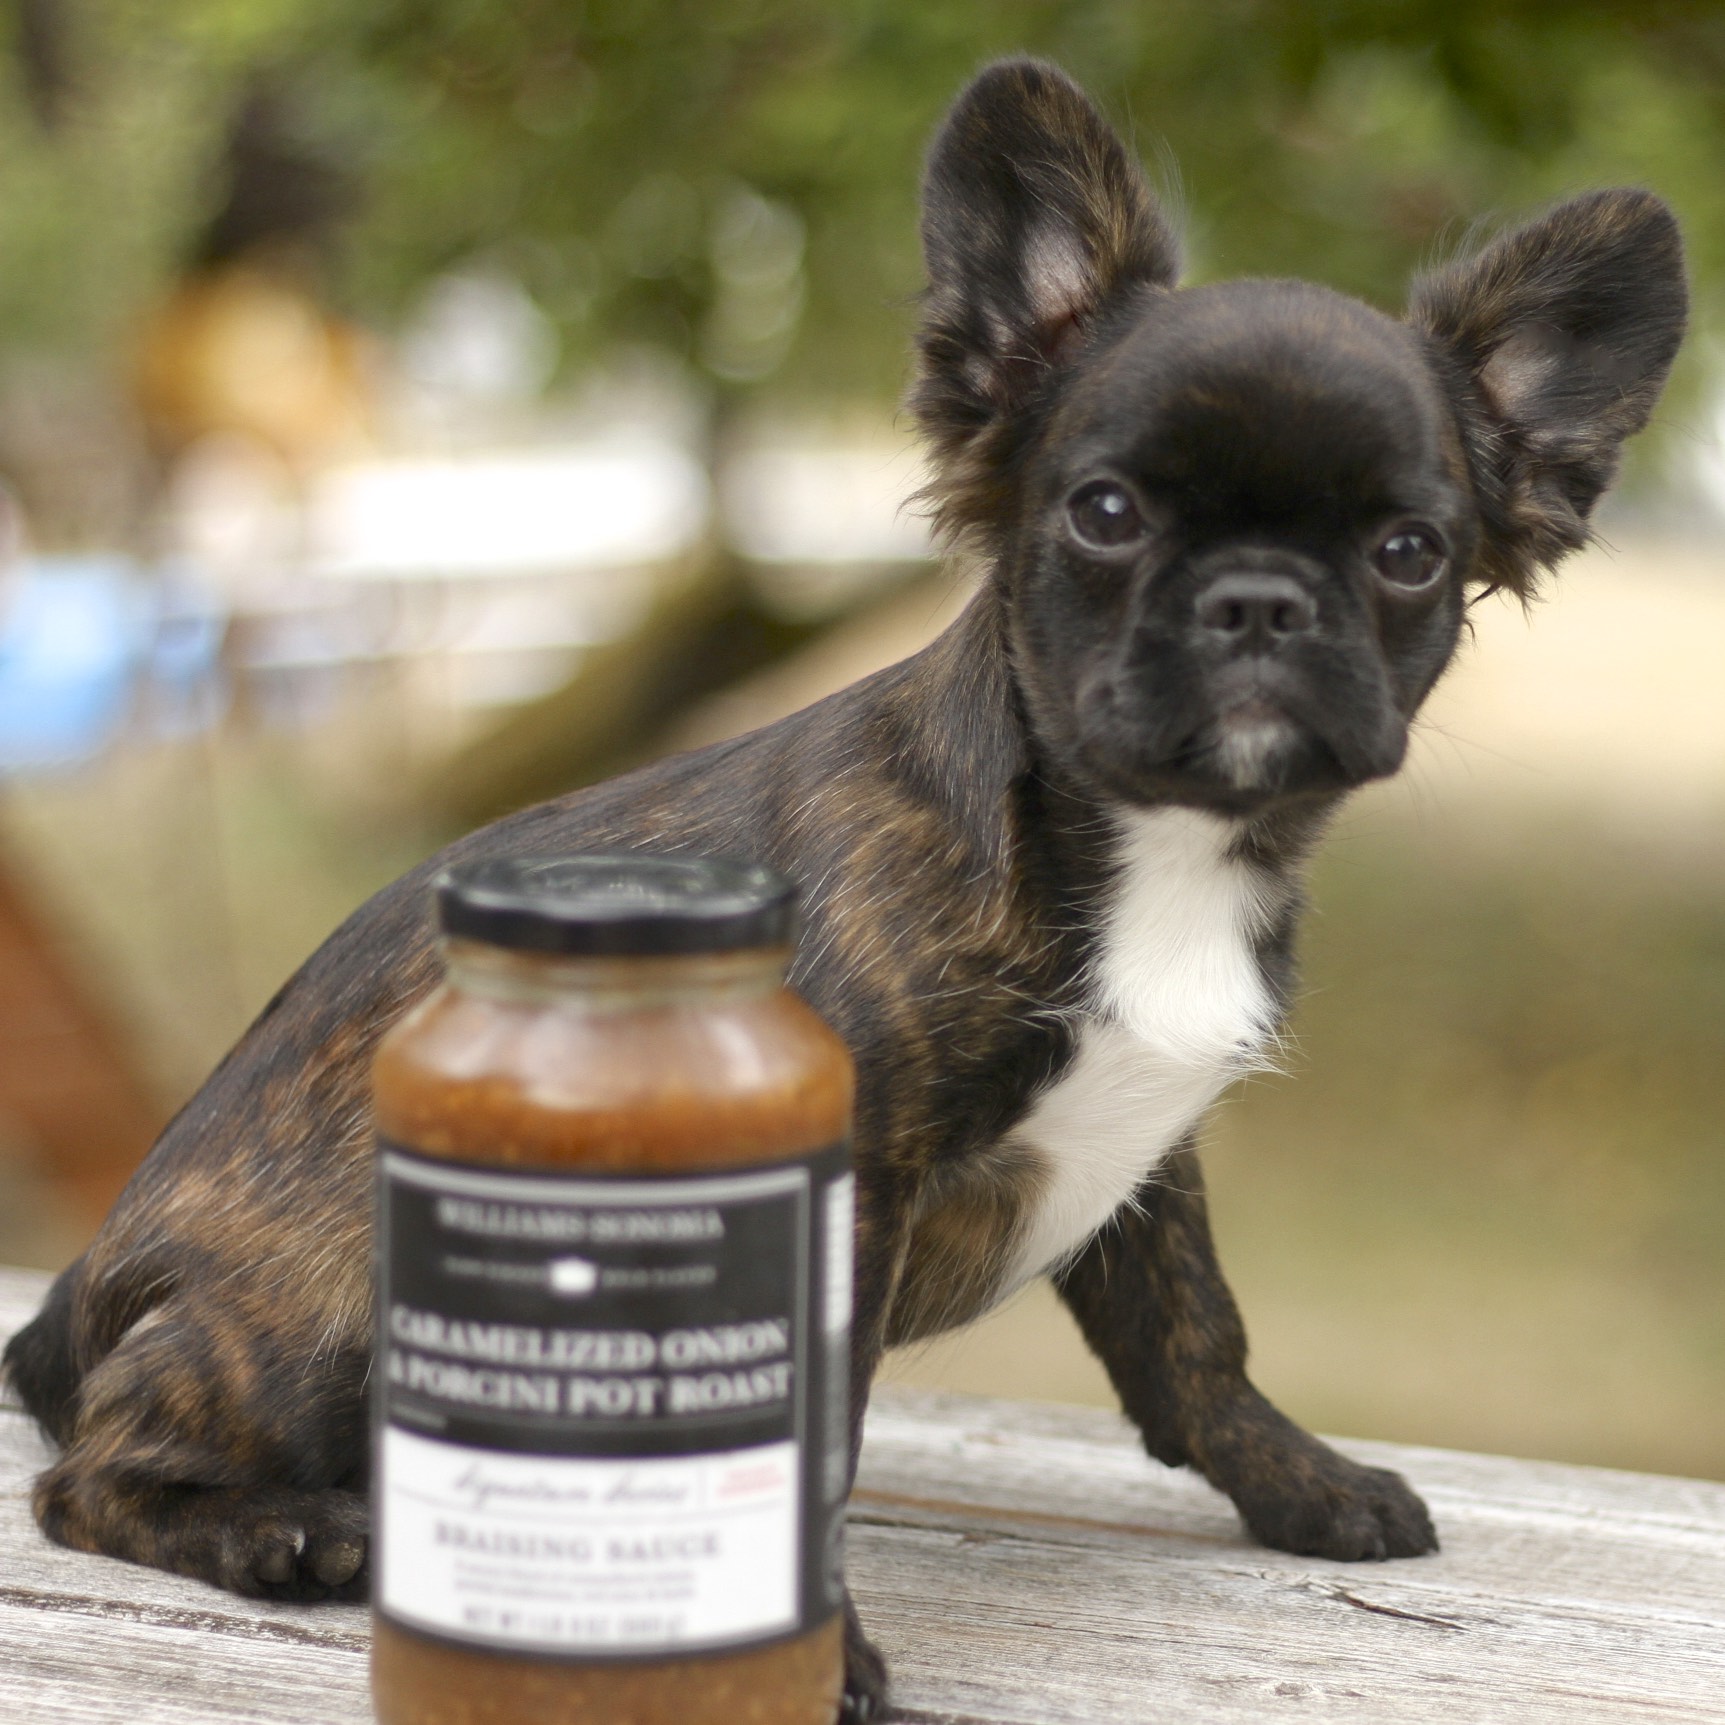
[374,1142,851,1659]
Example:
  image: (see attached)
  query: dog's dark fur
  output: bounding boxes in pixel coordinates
[3,60,1684,1720]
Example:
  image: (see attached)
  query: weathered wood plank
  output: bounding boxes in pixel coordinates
[6,1266,1725,1724]
[0,1596,373,1725]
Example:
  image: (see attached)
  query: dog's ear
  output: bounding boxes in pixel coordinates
[1411,190,1686,596]
[912,59,1179,548]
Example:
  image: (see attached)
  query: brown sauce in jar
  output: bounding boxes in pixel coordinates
[370,856,853,1725]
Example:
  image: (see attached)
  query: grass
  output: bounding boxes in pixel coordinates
[1206,791,1725,1479]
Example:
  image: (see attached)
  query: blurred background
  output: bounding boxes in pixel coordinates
[0,0,1720,1480]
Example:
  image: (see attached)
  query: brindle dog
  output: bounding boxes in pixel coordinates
[4,59,1685,1721]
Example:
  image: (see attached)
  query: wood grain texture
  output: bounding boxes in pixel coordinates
[5,1266,1724,1723]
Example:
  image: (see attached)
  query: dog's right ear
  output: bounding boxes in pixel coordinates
[912,60,1179,548]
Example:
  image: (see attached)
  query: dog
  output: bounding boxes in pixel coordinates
[3,58,1685,1722]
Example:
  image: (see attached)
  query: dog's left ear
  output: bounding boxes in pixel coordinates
[1411,190,1686,595]
[912,59,1179,547]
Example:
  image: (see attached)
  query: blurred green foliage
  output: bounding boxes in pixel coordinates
[5,1,1725,409]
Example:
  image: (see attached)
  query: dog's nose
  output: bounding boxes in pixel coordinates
[1194,574,1318,649]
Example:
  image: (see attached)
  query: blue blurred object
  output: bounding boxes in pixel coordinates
[0,555,225,770]
[146,563,229,738]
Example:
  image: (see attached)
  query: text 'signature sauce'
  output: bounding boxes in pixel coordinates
[370,855,853,1725]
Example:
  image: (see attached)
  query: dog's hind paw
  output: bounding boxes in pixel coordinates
[34,1465,371,1602]
[233,1489,370,1599]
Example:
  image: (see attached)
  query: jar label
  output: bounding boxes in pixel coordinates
[374,1142,852,1659]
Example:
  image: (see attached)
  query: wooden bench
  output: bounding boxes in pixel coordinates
[4,1264,1723,1723]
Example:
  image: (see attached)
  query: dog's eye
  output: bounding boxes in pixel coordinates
[1067,481,1147,551]
[1374,528,1446,589]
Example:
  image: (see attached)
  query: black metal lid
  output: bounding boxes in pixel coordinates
[434,853,798,957]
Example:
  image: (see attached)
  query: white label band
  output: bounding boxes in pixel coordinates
[379,1426,799,1654]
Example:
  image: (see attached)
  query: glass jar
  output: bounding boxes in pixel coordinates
[370,855,854,1725]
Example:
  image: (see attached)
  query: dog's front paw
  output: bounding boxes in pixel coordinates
[1194,1390,1438,1561]
[840,1591,892,1723]
[1234,1448,1437,1561]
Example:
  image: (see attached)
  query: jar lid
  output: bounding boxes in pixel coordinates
[434,853,798,956]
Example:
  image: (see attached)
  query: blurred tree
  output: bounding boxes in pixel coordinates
[13,0,75,130]
[4,1,1725,415]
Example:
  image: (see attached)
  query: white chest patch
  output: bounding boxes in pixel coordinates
[1000,806,1280,1290]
